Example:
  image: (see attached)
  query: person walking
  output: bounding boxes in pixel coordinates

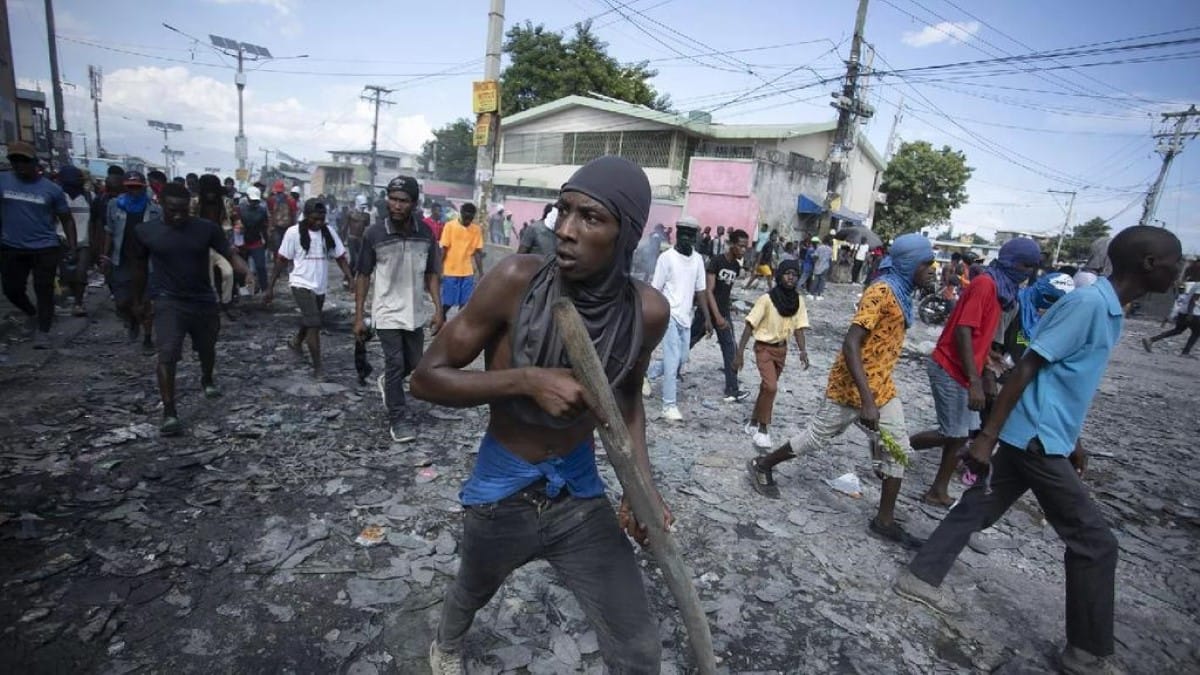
[55,165,93,316]
[440,203,484,317]
[0,142,76,348]
[265,199,353,378]
[410,156,670,674]
[1142,280,1200,357]
[236,186,270,294]
[707,228,750,402]
[810,235,834,299]
[895,227,1182,674]
[734,259,810,449]
[748,234,937,548]
[128,183,249,435]
[102,170,161,353]
[353,176,443,443]
[648,216,711,421]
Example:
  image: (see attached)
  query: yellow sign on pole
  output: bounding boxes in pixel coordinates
[472,81,499,114]
[473,113,493,147]
[235,168,249,182]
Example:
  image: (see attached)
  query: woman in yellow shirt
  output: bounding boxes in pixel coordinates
[733,259,810,449]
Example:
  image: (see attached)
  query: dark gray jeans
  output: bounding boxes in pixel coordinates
[909,440,1118,656]
[377,328,423,423]
[437,492,661,673]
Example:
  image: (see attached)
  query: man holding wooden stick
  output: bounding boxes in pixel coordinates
[411,156,672,674]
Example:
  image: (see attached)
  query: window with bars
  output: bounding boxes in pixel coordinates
[503,130,675,168]
[501,133,564,164]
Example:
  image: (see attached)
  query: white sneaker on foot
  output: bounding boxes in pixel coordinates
[642,376,652,397]
[429,640,465,674]
[662,405,683,421]
[753,431,773,449]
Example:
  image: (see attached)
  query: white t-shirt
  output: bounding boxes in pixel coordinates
[67,194,90,246]
[651,247,707,326]
[277,224,347,295]
[854,243,869,262]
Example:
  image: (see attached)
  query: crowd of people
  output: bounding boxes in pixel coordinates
[2,141,1196,674]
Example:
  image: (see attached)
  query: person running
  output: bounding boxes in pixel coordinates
[128,183,249,436]
[748,234,937,548]
[410,156,670,674]
[265,199,353,378]
[55,165,93,317]
[236,186,270,294]
[439,202,483,317]
[1142,280,1199,357]
[516,203,558,257]
[102,170,161,353]
[895,226,1182,674]
[0,142,76,348]
[734,259,810,449]
[648,216,711,421]
[353,176,443,443]
[745,231,778,290]
[423,201,446,243]
[707,228,750,402]
[909,238,1042,507]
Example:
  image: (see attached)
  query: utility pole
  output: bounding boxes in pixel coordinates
[819,0,873,237]
[44,0,68,165]
[1139,105,1200,227]
[88,66,103,157]
[148,119,183,176]
[1049,188,1077,266]
[259,146,273,174]
[362,85,394,196]
[78,131,87,158]
[474,0,505,209]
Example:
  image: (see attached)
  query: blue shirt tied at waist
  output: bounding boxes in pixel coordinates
[459,433,606,506]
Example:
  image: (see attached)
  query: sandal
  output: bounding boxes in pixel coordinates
[747,458,780,499]
[160,416,183,436]
[869,517,925,550]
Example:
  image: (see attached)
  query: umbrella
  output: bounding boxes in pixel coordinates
[833,224,882,248]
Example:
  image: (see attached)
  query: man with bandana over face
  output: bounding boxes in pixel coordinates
[410,156,672,674]
[909,237,1042,507]
[647,216,712,422]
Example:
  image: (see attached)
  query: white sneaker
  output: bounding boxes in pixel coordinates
[753,432,773,449]
[642,377,652,397]
[743,420,756,435]
[429,641,465,674]
[662,405,683,421]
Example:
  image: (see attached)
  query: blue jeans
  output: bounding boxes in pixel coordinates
[243,247,268,292]
[649,317,691,407]
[811,271,828,297]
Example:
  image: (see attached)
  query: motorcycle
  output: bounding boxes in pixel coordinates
[917,286,956,326]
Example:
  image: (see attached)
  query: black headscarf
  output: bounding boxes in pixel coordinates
[197,174,227,224]
[299,198,335,255]
[506,156,651,428]
[769,259,802,317]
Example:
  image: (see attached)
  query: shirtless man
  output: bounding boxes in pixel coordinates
[411,156,671,674]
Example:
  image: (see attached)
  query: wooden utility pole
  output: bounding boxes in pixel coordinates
[44,0,68,165]
[362,85,394,195]
[818,0,873,237]
[473,0,505,210]
[1049,188,1077,266]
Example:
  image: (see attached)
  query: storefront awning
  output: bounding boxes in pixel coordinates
[797,194,823,214]
[832,207,865,225]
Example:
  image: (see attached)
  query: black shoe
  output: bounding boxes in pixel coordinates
[747,458,780,498]
[127,322,140,342]
[869,517,925,550]
[141,338,155,356]
[390,421,417,444]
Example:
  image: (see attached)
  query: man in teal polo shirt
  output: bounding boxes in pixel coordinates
[894,225,1182,674]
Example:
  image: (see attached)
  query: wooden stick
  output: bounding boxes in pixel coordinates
[552,298,717,674]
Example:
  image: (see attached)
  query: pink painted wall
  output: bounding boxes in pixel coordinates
[683,158,759,235]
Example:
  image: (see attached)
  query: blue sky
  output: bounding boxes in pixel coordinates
[9,0,1200,252]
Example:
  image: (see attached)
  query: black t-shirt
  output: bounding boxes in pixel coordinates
[129,216,230,304]
[119,208,145,261]
[707,253,741,318]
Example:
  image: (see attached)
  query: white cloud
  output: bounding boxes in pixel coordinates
[902,21,980,48]
[205,0,301,37]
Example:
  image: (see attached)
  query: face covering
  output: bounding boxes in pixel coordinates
[873,233,935,327]
[769,259,802,317]
[987,237,1043,310]
[675,228,697,256]
[1018,272,1075,341]
[506,156,651,429]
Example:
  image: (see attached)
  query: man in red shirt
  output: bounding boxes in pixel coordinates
[910,238,1042,506]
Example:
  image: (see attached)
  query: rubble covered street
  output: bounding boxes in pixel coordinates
[1,278,1198,674]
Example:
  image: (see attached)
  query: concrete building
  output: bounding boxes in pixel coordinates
[493,95,885,239]
[16,88,50,161]
[0,3,17,152]
[310,149,422,202]
[994,229,1055,249]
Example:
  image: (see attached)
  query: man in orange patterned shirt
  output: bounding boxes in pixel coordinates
[748,233,937,548]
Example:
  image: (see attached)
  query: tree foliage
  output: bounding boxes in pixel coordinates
[1060,216,1111,262]
[420,118,476,184]
[499,21,671,117]
[874,141,973,241]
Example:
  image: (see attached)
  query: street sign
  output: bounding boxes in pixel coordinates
[472,81,499,114]
[473,113,493,147]
[235,168,249,181]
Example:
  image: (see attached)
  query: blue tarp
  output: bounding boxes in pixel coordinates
[797,194,822,214]
[833,207,866,225]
